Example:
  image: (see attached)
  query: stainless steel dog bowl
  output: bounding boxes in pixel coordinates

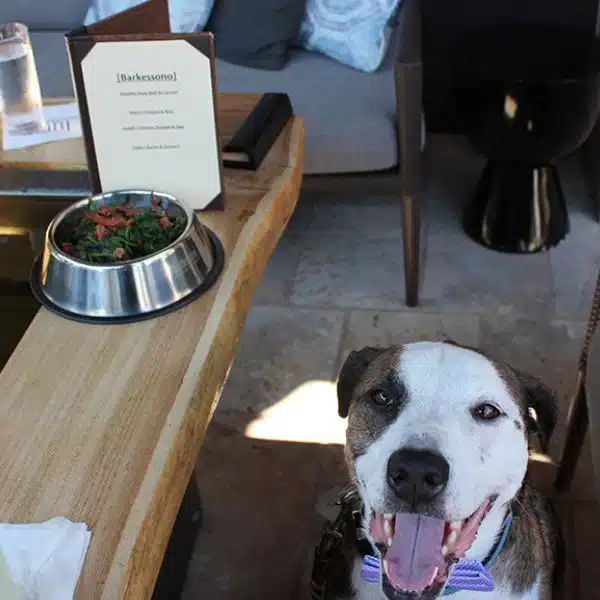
[29,190,224,324]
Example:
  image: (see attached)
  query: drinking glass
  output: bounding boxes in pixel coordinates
[0,22,44,136]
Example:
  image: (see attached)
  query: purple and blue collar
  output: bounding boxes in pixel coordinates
[360,510,513,595]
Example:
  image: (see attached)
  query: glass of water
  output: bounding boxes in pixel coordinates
[0,22,44,136]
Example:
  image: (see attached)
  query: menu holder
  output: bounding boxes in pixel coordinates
[65,0,224,211]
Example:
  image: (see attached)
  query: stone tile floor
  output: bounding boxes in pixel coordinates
[184,135,600,600]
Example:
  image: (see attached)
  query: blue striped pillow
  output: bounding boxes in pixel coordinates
[298,0,403,73]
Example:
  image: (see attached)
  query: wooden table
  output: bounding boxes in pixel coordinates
[0,94,304,600]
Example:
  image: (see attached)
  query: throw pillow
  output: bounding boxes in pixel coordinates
[83,0,215,33]
[298,0,402,73]
[206,0,307,71]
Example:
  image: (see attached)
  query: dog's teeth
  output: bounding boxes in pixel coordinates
[383,514,394,541]
[450,521,462,531]
[446,531,457,546]
[383,560,390,576]
[428,567,439,587]
[441,545,448,556]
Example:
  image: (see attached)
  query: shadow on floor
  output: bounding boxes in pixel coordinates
[187,421,347,600]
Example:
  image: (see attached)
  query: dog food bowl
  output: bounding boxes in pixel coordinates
[29,189,224,324]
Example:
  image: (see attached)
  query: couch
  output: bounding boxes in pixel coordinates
[1,0,424,306]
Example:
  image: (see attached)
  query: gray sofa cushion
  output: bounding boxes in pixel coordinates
[207,0,306,71]
[215,32,400,174]
[29,28,400,176]
[1,0,88,31]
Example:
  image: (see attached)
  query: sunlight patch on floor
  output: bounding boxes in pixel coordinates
[244,379,346,444]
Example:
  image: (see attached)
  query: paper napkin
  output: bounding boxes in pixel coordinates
[2,103,83,151]
[0,517,92,600]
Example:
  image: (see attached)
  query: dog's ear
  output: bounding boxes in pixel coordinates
[513,369,558,448]
[337,347,382,418]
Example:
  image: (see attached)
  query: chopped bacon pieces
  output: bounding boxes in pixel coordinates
[94,224,109,240]
[115,206,142,217]
[85,212,134,229]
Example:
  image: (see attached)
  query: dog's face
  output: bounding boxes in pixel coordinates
[337,341,557,600]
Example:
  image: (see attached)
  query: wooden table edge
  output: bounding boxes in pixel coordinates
[99,118,305,600]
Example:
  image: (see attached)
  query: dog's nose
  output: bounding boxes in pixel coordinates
[387,448,450,507]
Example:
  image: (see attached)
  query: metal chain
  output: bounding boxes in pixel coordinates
[310,488,360,600]
[579,268,600,371]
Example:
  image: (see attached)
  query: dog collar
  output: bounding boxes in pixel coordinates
[360,510,513,596]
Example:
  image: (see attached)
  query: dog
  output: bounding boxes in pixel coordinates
[317,340,561,600]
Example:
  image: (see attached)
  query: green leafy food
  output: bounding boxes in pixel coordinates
[61,196,186,264]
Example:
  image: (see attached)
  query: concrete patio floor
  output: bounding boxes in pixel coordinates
[184,135,600,600]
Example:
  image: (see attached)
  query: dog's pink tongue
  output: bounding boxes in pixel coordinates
[385,514,445,592]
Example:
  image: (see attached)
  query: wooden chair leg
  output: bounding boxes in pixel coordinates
[395,56,423,307]
[401,193,421,307]
[555,372,589,492]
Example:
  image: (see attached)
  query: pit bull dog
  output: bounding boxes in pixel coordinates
[316,341,561,600]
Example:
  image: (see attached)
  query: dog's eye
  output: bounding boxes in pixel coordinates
[472,403,502,421]
[371,389,394,407]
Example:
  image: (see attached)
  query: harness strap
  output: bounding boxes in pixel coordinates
[310,489,359,600]
[482,510,513,569]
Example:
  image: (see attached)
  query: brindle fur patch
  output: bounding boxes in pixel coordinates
[344,347,406,462]
[490,480,559,600]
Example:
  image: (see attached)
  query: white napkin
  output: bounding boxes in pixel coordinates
[0,517,92,600]
[1,103,83,151]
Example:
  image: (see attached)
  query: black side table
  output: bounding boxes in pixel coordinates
[453,23,600,253]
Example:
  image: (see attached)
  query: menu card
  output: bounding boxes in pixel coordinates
[65,0,223,210]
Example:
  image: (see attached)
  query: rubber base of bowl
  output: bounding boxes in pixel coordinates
[29,230,225,325]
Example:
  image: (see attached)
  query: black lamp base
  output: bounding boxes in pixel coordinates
[463,161,570,253]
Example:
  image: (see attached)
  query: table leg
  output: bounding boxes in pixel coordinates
[555,372,589,492]
[152,471,203,600]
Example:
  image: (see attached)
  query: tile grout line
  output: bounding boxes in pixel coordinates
[332,310,352,380]
[252,300,564,322]
[280,236,305,306]
[546,247,559,323]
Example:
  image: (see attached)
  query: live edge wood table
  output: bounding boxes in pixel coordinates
[0,94,304,600]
